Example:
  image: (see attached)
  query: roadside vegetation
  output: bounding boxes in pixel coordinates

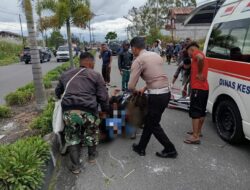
[4,61,71,106]
[0,51,96,190]
[29,99,55,136]
[0,136,50,189]
[0,40,22,66]
[0,106,11,118]
[5,84,34,106]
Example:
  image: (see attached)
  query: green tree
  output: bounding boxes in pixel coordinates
[175,0,197,7]
[105,32,118,41]
[36,0,47,47]
[39,0,92,68]
[147,0,175,29]
[146,28,164,45]
[21,0,47,110]
[126,0,197,38]
[71,33,80,45]
[125,4,153,37]
[48,30,65,49]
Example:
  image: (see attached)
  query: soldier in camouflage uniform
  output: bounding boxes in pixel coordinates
[63,110,101,148]
[56,52,109,174]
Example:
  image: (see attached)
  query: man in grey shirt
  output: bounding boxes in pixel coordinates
[56,52,109,174]
[128,37,177,158]
[151,40,162,55]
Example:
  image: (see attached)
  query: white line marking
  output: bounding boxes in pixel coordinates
[123,169,135,179]
[108,151,125,170]
[50,150,56,167]
[96,159,113,181]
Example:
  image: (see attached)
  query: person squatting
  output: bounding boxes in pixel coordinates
[55,37,209,175]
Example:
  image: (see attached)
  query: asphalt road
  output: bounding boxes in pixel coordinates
[54,55,250,190]
[0,58,63,104]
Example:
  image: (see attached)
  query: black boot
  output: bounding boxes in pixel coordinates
[156,148,178,159]
[132,143,146,156]
[88,146,98,163]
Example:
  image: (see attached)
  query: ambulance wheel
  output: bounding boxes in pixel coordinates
[215,100,244,143]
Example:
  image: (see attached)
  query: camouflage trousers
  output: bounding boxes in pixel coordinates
[63,110,101,147]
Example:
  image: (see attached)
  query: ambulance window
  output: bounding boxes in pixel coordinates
[229,28,247,51]
[207,24,230,59]
[242,26,250,56]
[207,18,250,63]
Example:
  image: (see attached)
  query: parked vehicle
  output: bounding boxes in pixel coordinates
[56,46,75,62]
[203,0,250,143]
[108,42,121,56]
[22,47,51,64]
[20,47,29,62]
[44,47,52,59]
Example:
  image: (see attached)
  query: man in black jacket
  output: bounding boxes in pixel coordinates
[118,41,133,91]
[55,52,109,174]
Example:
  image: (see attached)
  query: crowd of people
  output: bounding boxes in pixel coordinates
[55,36,209,175]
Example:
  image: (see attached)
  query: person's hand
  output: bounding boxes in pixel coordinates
[120,71,123,75]
[196,74,205,81]
[170,83,174,89]
[181,85,187,92]
[99,112,107,119]
[108,64,111,69]
[112,88,121,96]
[137,87,147,95]
[183,85,187,91]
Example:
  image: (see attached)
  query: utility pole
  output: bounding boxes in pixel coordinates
[156,0,159,29]
[125,27,129,40]
[19,14,25,47]
[88,20,92,47]
[92,27,95,43]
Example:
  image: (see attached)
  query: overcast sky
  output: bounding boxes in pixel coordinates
[0,0,204,42]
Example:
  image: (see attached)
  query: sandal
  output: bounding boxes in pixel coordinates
[184,139,201,145]
[70,168,81,175]
[187,131,203,137]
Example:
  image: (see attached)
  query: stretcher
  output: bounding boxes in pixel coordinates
[168,87,190,111]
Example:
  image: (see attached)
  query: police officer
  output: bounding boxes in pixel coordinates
[118,41,133,91]
[128,37,178,158]
[55,52,109,174]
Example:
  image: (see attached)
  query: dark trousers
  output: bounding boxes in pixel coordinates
[121,69,130,91]
[138,93,176,152]
[166,55,172,64]
[68,144,81,171]
[102,64,111,83]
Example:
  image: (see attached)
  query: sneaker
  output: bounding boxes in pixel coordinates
[70,168,81,175]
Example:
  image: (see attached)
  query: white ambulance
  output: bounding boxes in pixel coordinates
[204,0,250,143]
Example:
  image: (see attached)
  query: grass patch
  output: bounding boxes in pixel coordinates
[0,105,11,118]
[5,90,33,106]
[29,99,55,135]
[5,83,35,106]
[0,136,50,190]
[89,49,97,57]
[43,61,71,89]
[5,61,71,105]
[0,40,22,66]
[5,82,35,106]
